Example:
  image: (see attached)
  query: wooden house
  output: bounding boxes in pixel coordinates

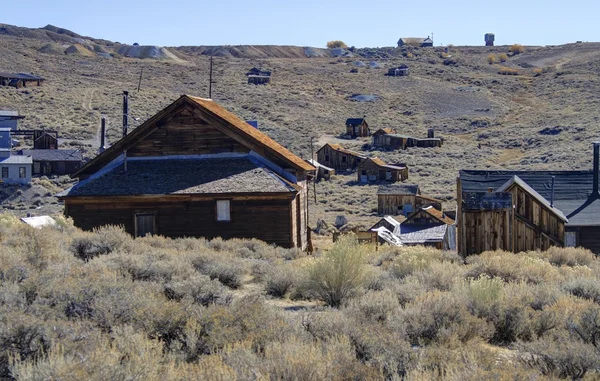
[19,149,83,176]
[458,143,600,255]
[0,72,45,88]
[58,95,316,250]
[372,129,442,150]
[357,157,408,183]
[0,128,32,185]
[33,131,58,149]
[246,68,271,85]
[345,118,370,138]
[306,158,334,181]
[387,64,409,76]
[377,184,442,216]
[0,110,24,130]
[316,143,365,172]
[397,37,433,47]
[399,206,456,250]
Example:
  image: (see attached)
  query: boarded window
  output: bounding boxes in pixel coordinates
[135,213,155,237]
[19,167,26,178]
[1,167,7,178]
[565,231,577,247]
[217,200,231,222]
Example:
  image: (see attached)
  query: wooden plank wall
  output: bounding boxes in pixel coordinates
[461,209,511,256]
[377,195,441,215]
[578,227,600,254]
[66,197,294,248]
[317,146,363,172]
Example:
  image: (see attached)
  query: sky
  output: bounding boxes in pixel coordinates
[2,0,599,48]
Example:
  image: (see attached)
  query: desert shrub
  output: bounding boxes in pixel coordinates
[265,266,298,298]
[564,278,600,304]
[306,236,371,307]
[413,261,465,291]
[537,246,595,267]
[0,313,50,379]
[70,225,132,262]
[487,54,497,64]
[192,255,247,289]
[466,250,557,284]
[327,40,348,49]
[509,44,525,54]
[345,289,400,324]
[498,66,519,75]
[389,247,462,279]
[164,274,231,306]
[568,305,600,349]
[497,53,508,62]
[533,67,543,76]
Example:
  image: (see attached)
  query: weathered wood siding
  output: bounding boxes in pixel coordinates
[378,194,441,215]
[128,110,249,157]
[357,160,406,183]
[577,227,600,254]
[316,145,363,172]
[33,160,81,176]
[461,210,512,256]
[65,196,295,248]
[346,122,369,138]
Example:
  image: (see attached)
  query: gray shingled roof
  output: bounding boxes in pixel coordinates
[377,184,420,196]
[19,149,82,162]
[346,118,365,126]
[0,155,32,164]
[62,157,297,197]
[400,224,447,244]
[462,192,512,211]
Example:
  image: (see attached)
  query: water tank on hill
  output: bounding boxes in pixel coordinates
[485,33,495,46]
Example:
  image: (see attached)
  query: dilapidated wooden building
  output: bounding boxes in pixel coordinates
[377,184,442,216]
[458,143,600,255]
[316,143,365,172]
[0,72,45,88]
[19,149,83,176]
[387,64,409,76]
[345,118,370,138]
[400,206,456,250]
[59,95,315,250]
[357,157,408,183]
[372,129,442,150]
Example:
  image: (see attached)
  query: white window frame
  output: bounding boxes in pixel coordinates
[216,200,231,222]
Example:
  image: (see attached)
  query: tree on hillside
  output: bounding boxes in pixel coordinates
[327,40,348,49]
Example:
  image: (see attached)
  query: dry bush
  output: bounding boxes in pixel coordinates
[466,250,558,284]
[487,54,497,64]
[564,278,600,304]
[497,53,508,62]
[164,273,231,306]
[70,225,132,262]
[537,246,595,267]
[498,66,519,75]
[388,247,462,279]
[306,236,371,307]
[192,253,249,289]
[265,265,298,298]
[510,44,525,54]
[326,40,348,49]
[533,67,544,76]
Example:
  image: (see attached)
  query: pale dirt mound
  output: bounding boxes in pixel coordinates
[64,44,96,57]
[116,45,185,62]
[38,43,67,55]
[176,45,331,58]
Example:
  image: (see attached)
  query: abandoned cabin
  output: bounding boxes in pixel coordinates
[0,72,45,88]
[377,183,442,216]
[457,143,600,255]
[58,95,315,250]
[0,128,31,185]
[387,64,410,76]
[372,128,442,150]
[316,143,365,172]
[0,110,25,130]
[357,157,408,184]
[399,206,456,250]
[246,67,271,85]
[345,118,370,138]
[397,37,434,48]
[18,149,83,176]
[306,158,335,182]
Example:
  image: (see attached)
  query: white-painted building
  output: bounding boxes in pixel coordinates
[0,128,32,185]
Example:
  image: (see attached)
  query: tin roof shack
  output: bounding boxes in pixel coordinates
[19,149,83,176]
[357,157,408,184]
[306,158,335,181]
[370,215,401,235]
[0,72,45,88]
[0,110,25,131]
[456,143,600,255]
[387,64,409,76]
[59,95,316,250]
[0,128,32,185]
[246,68,271,85]
[345,118,370,138]
[377,184,442,216]
[399,206,456,250]
[397,37,433,47]
[316,143,365,172]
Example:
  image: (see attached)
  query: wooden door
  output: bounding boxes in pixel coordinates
[135,213,155,237]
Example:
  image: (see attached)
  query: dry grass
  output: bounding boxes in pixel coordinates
[1,216,600,378]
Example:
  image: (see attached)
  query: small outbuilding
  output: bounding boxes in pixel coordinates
[316,143,366,172]
[377,184,442,216]
[397,37,433,48]
[19,149,83,176]
[0,110,25,130]
[0,128,32,185]
[357,157,408,183]
[306,158,335,181]
[387,64,410,76]
[345,118,370,138]
[0,72,45,88]
[399,206,456,250]
[246,67,271,85]
[372,128,442,150]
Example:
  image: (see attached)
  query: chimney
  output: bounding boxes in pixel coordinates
[428,128,434,139]
[99,117,106,154]
[550,176,555,207]
[594,142,600,197]
[122,90,129,137]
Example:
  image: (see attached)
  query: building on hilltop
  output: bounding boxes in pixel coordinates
[387,64,410,76]
[58,95,315,250]
[457,142,600,255]
[397,37,433,48]
[246,67,271,85]
[0,72,45,88]
[345,118,370,138]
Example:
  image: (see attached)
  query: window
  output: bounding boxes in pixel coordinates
[565,231,577,247]
[135,213,155,237]
[19,167,26,178]
[342,156,347,163]
[216,200,231,222]
[1,167,7,178]
[325,154,329,162]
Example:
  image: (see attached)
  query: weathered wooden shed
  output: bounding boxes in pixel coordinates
[306,158,335,181]
[399,206,456,250]
[377,184,442,216]
[387,64,409,76]
[19,149,83,176]
[316,143,365,172]
[373,129,442,150]
[246,68,271,85]
[58,95,316,250]
[397,37,433,47]
[357,157,408,183]
[33,131,58,149]
[0,72,45,88]
[345,118,370,138]
[457,142,600,255]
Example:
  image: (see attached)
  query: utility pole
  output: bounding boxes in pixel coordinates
[310,136,317,203]
[137,67,144,92]
[209,55,214,98]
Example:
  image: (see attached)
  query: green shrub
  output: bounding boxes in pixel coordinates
[306,236,371,307]
[564,278,600,304]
